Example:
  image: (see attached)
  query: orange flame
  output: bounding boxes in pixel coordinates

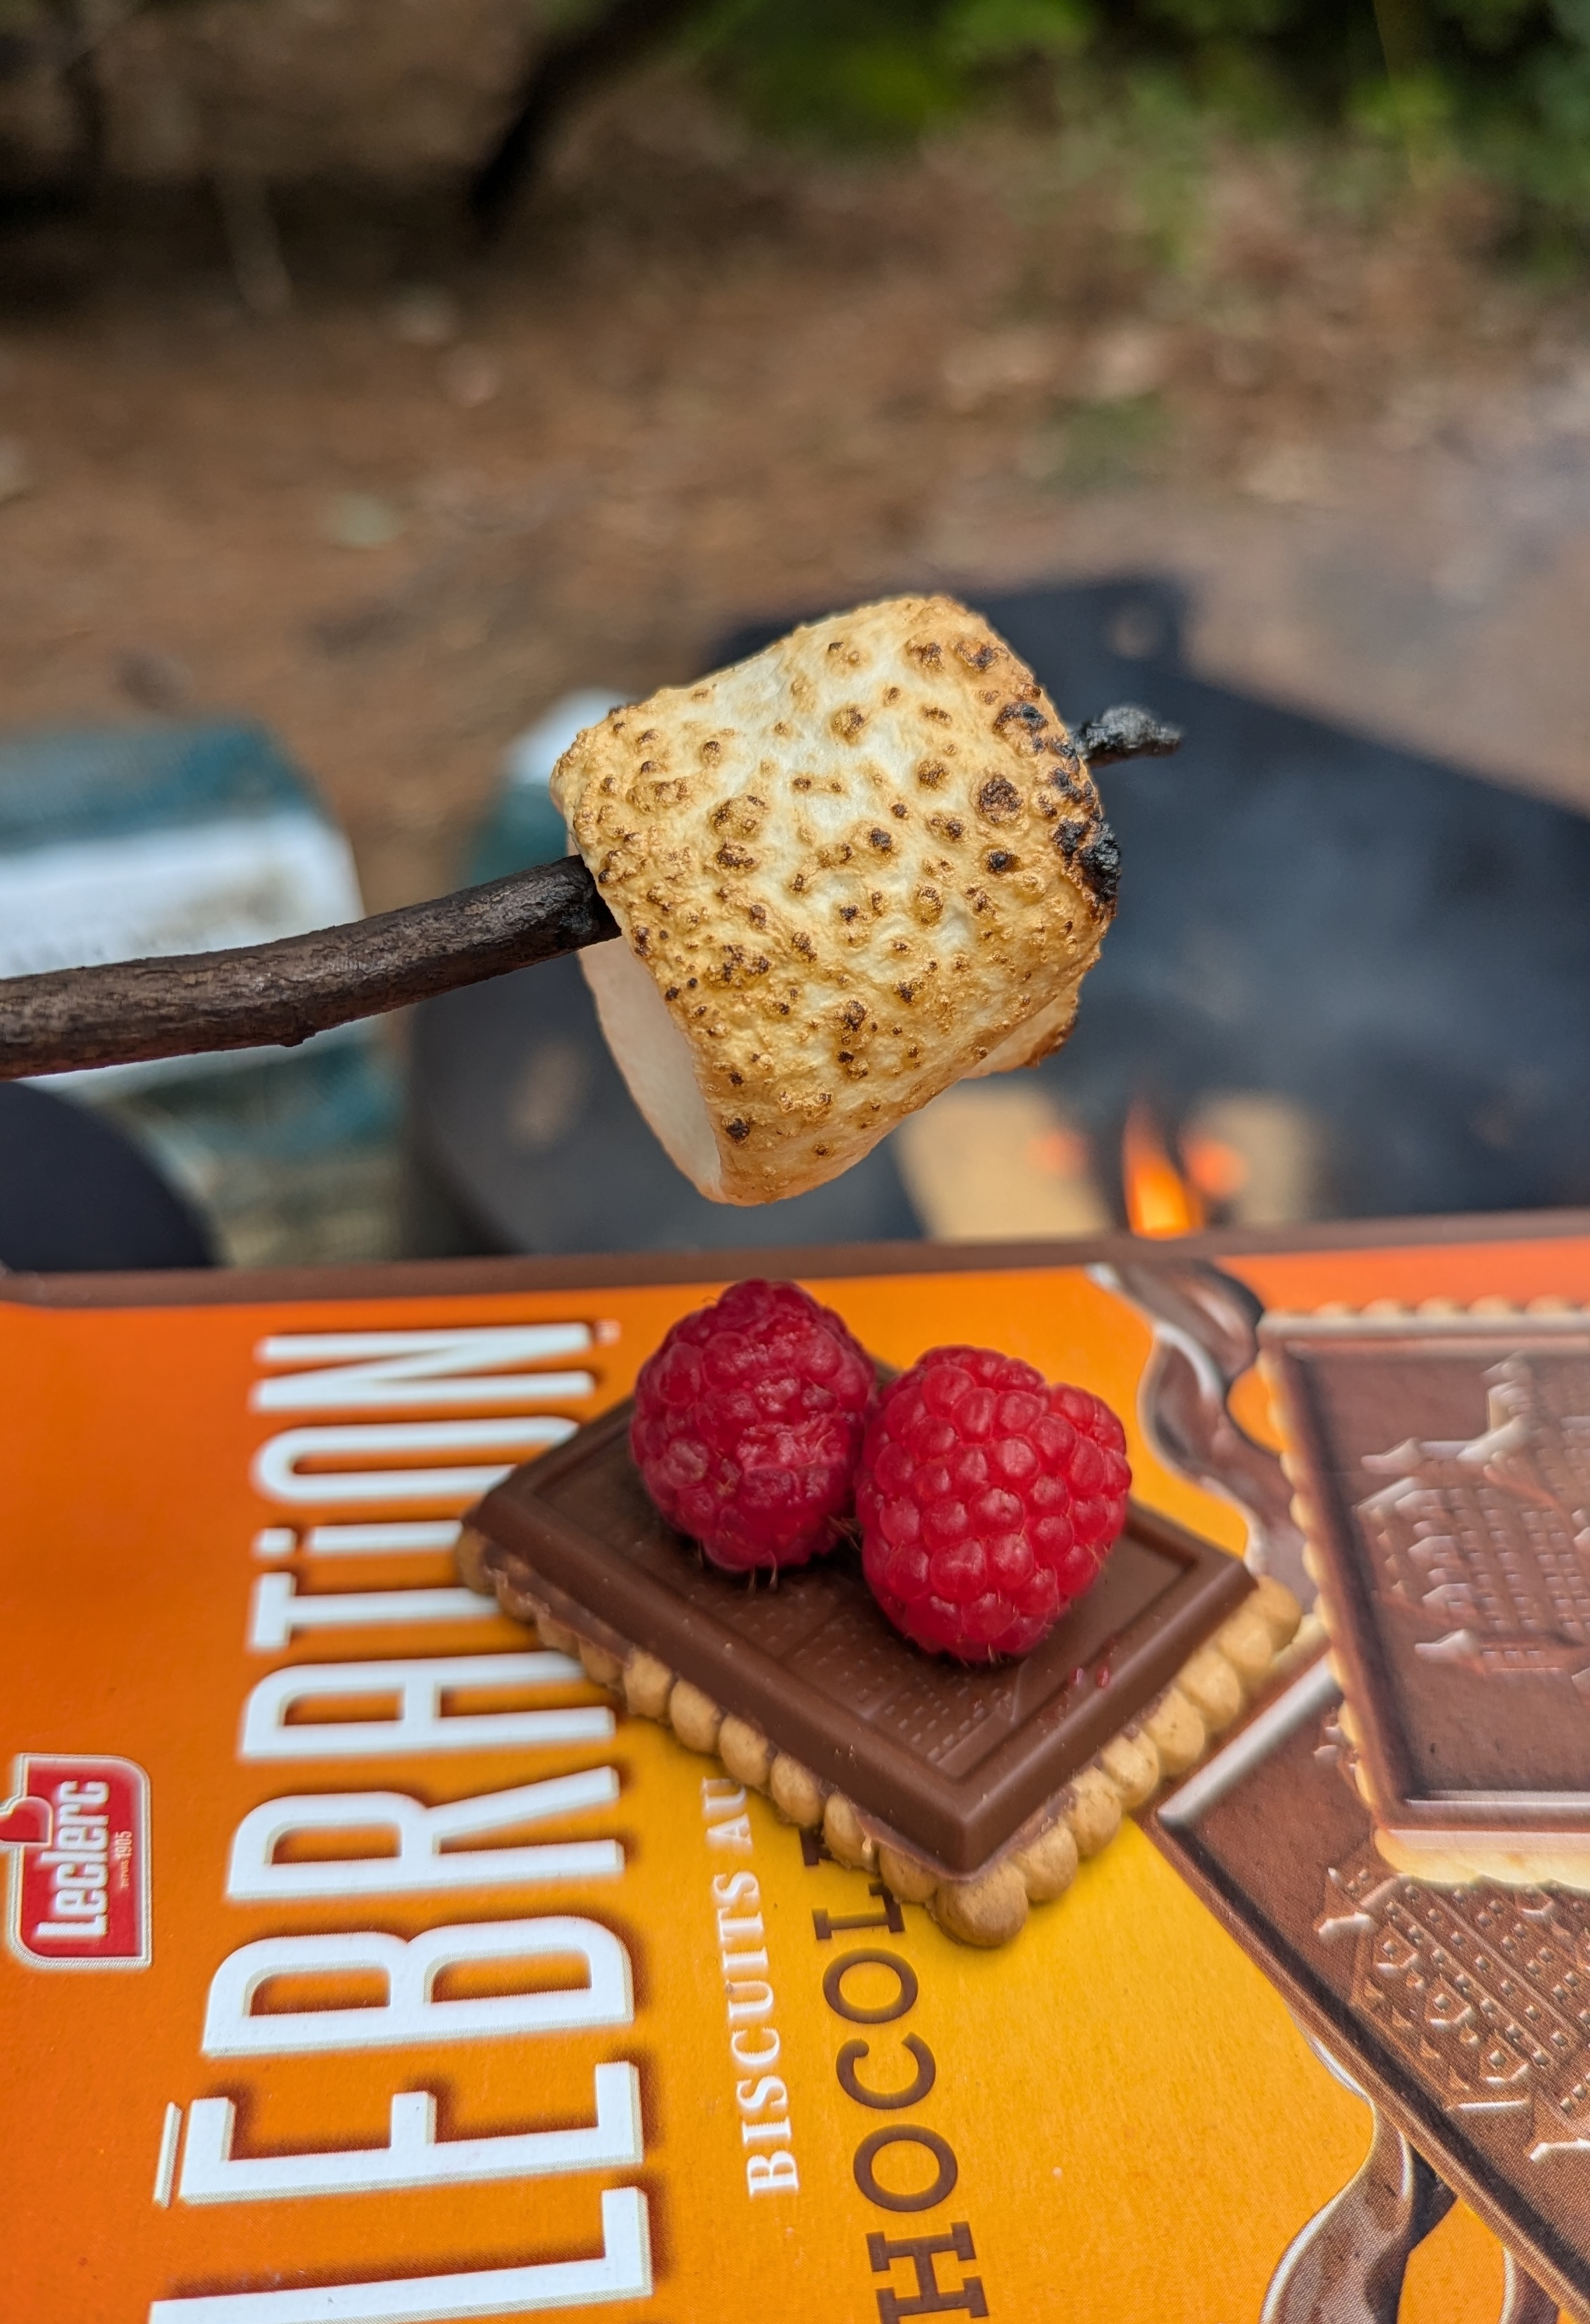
[1181,1128,1250,1205]
[1122,1101,1206,1236]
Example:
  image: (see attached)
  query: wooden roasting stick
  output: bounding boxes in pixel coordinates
[0,706,1176,1083]
[0,856,618,1081]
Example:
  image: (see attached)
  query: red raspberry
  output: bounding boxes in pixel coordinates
[631,1279,875,1574]
[856,1345,1130,1661]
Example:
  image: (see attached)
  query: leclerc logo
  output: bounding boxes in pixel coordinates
[0,1754,151,1969]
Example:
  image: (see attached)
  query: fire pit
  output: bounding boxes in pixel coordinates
[996,579,1590,1224]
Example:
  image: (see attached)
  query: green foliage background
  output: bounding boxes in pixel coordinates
[684,0,1590,243]
[7,0,1590,259]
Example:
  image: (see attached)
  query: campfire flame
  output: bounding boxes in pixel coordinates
[1122,1100,1206,1236]
[1181,1128,1250,1205]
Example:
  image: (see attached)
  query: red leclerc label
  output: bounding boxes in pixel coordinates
[2,1754,151,1969]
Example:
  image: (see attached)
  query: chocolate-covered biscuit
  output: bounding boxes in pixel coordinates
[1263,1299,1590,1888]
[1153,1653,1584,2318]
[459,1398,1301,1946]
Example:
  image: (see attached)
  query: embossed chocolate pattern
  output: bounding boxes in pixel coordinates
[470,1400,1250,1875]
[1269,1325,1590,1819]
[1155,1658,1590,2318]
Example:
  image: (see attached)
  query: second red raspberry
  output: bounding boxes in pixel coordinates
[857,1345,1130,1660]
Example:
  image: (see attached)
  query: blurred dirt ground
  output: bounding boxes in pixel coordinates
[1,71,1589,920]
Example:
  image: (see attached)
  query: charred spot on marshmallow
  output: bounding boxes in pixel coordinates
[1078,824,1122,912]
[977,774,1022,822]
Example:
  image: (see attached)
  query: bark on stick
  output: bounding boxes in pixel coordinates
[0,855,617,1080]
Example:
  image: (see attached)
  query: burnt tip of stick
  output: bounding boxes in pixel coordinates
[1076,706,1183,767]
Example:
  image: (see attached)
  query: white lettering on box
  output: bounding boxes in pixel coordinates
[716,1914,764,1945]
[52,1822,107,1851]
[735,2077,788,2117]
[41,1887,107,1915]
[711,1873,758,1909]
[238,1654,613,1761]
[303,1523,462,1557]
[179,2064,642,2202]
[255,1370,595,1418]
[247,1577,501,1652]
[226,1772,623,1901]
[153,2103,182,2208]
[26,1777,116,1943]
[141,1314,648,2293]
[250,1327,595,1412]
[203,1918,633,2056]
[252,1421,574,1509]
[147,2184,651,2321]
[746,2154,799,2197]
[702,1804,798,2199]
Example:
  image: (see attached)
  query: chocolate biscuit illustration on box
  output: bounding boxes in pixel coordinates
[1093,1256,1310,1600]
[1150,1300,1590,2321]
[1263,1302,1590,1891]
[1155,1648,1570,2320]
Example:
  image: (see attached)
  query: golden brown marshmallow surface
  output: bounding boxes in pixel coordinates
[551,594,1117,1203]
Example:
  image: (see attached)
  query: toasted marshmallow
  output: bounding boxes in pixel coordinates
[552,594,1117,1203]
